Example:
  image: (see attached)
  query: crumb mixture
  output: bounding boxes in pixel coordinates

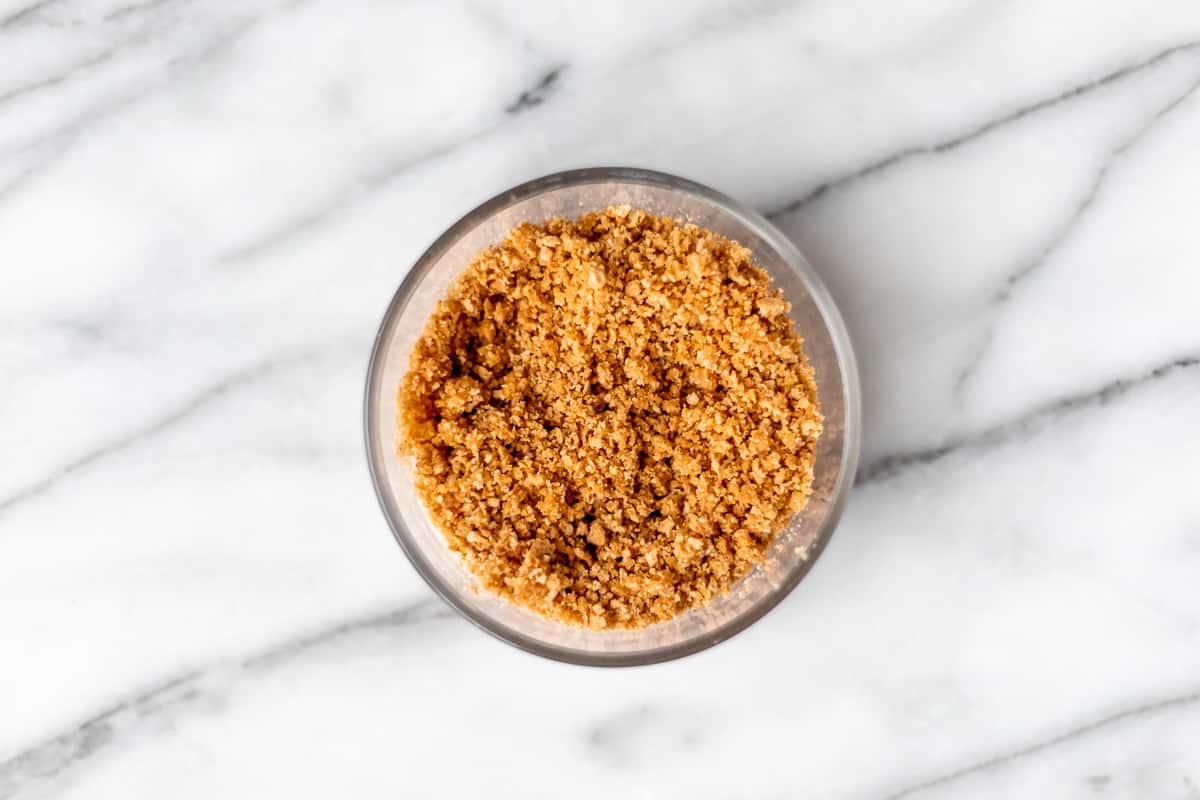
[398,206,822,628]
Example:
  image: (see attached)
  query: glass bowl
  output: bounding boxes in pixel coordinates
[364,167,860,666]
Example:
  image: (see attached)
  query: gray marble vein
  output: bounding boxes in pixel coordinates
[586,704,707,769]
[630,0,805,67]
[858,354,1200,484]
[459,0,549,60]
[996,71,1200,303]
[763,39,1200,220]
[0,0,61,28]
[951,71,1200,395]
[0,599,454,800]
[0,41,136,108]
[951,329,993,404]
[883,687,1200,799]
[217,61,571,265]
[215,127,495,264]
[0,348,322,521]
[0,11,267,214]
[505,64,566,114]
[101,0,187,22]
[0,152,58,204]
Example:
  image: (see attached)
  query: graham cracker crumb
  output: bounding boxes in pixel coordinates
[398,207,822,629]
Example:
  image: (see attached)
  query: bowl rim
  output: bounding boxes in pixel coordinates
[364,166,861,667]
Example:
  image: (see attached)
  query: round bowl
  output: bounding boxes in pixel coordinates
[365,167,860,666]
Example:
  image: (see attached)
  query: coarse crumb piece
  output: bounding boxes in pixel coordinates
[398,206,822,629]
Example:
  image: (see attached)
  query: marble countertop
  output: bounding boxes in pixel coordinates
[4,0,1200,797]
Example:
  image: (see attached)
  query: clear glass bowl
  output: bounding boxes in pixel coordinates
[364,168,861,666]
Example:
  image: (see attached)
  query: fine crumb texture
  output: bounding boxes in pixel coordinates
[398,206,822,629]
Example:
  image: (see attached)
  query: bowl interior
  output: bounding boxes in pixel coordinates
[365,169,859,665]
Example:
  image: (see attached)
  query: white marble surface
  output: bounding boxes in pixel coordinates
[3,0,1200,796]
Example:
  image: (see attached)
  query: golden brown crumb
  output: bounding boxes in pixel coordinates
[398,206,822,629]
